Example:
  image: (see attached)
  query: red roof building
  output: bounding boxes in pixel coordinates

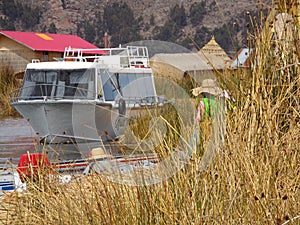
[0,30,98,52]
[0,30,102,75]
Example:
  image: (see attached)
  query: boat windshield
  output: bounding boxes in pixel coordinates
[20,69,95,100]
[100,71,156,101]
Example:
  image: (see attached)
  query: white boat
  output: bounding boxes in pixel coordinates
[11,46,165,144]
[0,166,26,196]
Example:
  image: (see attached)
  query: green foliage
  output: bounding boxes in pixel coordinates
[0,0,18,19]
[170,4,187,27]
[179,37,193,49]
[193,9,256,54]
[193,26,212,49]
[154,21,180,42]
[61,0,66,9]
[153,5,187,43]
[0,18,15,31]
[41,25,47,33]
[20,4,41,29]
[208,1,216,10]
[0,0,41,30]
[189,1,206,26]
[241,8,270,47]
[75,10,104,46]
[110,27,141,46]
[213,23,239,55]
[210,8,269,56]
[103,2,141,46]
[83,21,96,43]
[48,22,57,34]
[150,14,155,26]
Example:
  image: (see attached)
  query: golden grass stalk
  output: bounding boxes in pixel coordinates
[0,66,20,118]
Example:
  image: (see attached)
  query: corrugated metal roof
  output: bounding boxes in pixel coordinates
[0,30,104,53]
[150,52,227,72]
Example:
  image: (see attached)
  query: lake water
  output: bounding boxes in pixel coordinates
[0,118,37,166]
[0,118,159,168]
[0,118,107,166]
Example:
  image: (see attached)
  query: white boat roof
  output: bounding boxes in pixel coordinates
[26,61,153,73]
[26,46,152,71]
[108,67,152,73]
[26,61,95,70]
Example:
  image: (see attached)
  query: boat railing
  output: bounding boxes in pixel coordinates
[63,46,150,68]
[10,83,167,109]
[10,83,98,103]
[119,95,166,108]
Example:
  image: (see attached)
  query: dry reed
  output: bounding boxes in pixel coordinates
[0,66,20,118]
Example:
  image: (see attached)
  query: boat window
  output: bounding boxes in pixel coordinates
[61,69,95,98]
[20,70,58,98]
[100,71,156,101]
[20,69,95,99]
[101,71,117,101]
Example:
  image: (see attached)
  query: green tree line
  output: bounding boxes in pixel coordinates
[0,0,41,30]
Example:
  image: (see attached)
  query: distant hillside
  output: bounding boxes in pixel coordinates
[0,0,271,57]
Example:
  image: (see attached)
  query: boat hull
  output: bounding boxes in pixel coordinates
[11,101,125,144]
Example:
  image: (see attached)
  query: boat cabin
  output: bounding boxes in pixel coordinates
[16,46,159,106]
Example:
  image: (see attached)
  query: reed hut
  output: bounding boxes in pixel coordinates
[150,36,231,85]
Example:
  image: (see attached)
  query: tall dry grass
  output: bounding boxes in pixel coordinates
[0,66,20,118]
[0,2,299,225]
